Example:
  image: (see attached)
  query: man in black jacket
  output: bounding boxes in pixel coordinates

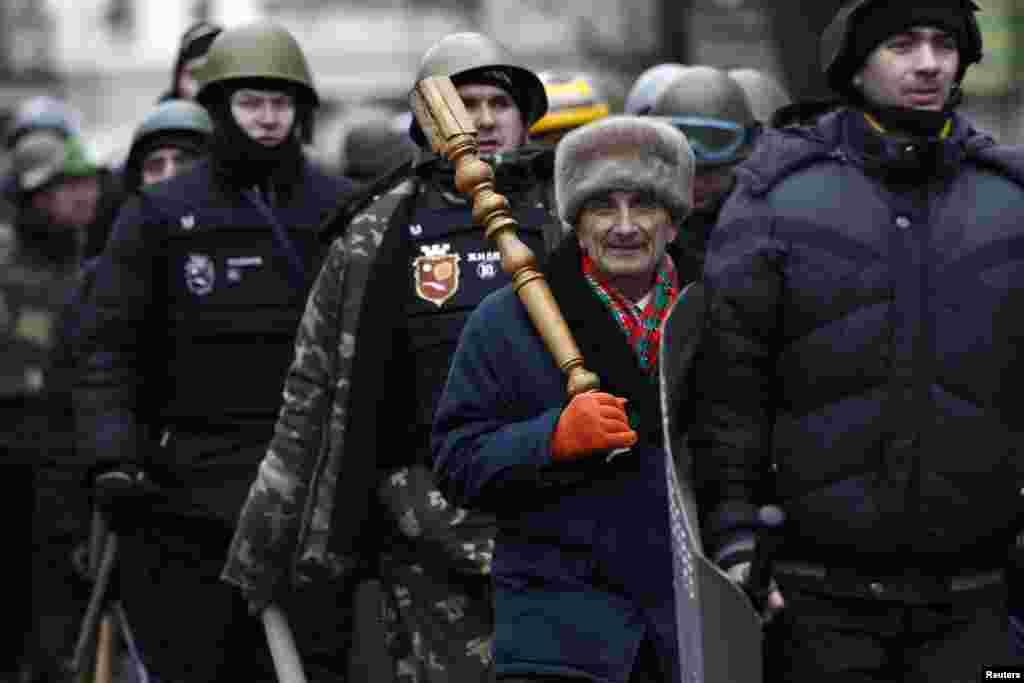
[75,21,352,682]
[692,1,1024,680]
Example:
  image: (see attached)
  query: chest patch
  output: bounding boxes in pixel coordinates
[413,243,461,308]
[184,253,216,296]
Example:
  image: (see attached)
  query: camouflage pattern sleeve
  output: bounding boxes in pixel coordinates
[221,235,349,609]
[222,180,417,609]
[378,465,495,577]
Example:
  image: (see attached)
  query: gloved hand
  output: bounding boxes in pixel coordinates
[551,391,638,463]
[93,464,161,530]
[726,561,786,623]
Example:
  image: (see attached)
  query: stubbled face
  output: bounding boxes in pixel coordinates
[693,166,736,213]
[230,88,296,146]
[577,189,677,301]
[31,174,100,228]
[456,83,527,154]
[141,145,200,186]
[177,56,206,100]
[855,26,960,112]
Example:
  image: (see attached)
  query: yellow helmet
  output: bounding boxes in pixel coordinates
[529,72,609,139]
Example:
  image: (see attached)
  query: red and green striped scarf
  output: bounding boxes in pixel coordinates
[582,253,680,375]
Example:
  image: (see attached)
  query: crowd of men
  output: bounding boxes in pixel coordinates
[2,0,1024,681]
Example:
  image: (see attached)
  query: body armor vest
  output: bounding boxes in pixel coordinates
[405,204,548,440]
[160,200,324,425]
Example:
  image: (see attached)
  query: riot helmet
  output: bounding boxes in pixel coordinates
[409,32,547,148]
[650,66,758,167]
[624,63,690,116]
[821,0,983,99]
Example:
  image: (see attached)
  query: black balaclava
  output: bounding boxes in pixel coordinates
[125,132,208,194]
[204,79,306,203]
[847,2,972,137]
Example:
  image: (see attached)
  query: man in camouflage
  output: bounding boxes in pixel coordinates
[1,130,105,681]
[223,31,558,682]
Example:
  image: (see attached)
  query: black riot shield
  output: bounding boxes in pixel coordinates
[659,283,763,683]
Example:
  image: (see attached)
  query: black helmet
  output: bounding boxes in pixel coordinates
[409,32,547,148]
[124,99,213,192]
[821,0,983,97]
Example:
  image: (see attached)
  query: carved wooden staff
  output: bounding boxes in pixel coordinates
[410,75,600,398]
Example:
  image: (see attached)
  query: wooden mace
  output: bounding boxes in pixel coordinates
[410,75,600,398]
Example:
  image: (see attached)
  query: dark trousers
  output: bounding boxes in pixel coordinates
[117,513,278,683]
[497,636,664,683]
[765,581,1022,683]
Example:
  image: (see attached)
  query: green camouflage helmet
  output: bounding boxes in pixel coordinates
[196,21,318,107]
[821,0,983,96]
[12,130,97,194]
[727,68,792,126]
[410,32,547,148]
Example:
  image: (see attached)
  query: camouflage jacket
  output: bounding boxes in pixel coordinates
[221,155,558,608]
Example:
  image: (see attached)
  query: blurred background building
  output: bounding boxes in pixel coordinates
[0,0,1021,169]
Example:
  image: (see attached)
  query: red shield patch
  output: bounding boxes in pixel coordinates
[413,253,461,307]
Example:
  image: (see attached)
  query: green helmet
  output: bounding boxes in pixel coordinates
[821,0,983,97]
[125,99,213,192]
[196,21,318,107]
[409,32,547,148]
[624,63,690,116]
[727,68,792,126]
[650,66,757,167]
[11,130,97,195]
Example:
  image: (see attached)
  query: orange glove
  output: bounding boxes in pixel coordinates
[550,391,638,462]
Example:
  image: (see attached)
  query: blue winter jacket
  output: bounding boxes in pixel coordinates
[432,238,680,683]
[693,108,1024,573]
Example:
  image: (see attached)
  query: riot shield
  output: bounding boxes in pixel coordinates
[659,283,763,683]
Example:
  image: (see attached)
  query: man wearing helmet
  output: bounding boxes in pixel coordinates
[123,98,213,193]
[646,65,759,281]
[74,21,352,682]
[690,0,1024,679]
[223,31,559,683]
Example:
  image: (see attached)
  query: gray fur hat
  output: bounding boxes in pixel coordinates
[555,115,694,230]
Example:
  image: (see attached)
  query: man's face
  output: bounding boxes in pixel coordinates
[856,26,960,112]
[577,190,677,298]
[693,166,736,213]
[177,56,206,100]
[230,88,296,147]
[456,83,526,154]
[30,174,100,228]
[141,145,200,186]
